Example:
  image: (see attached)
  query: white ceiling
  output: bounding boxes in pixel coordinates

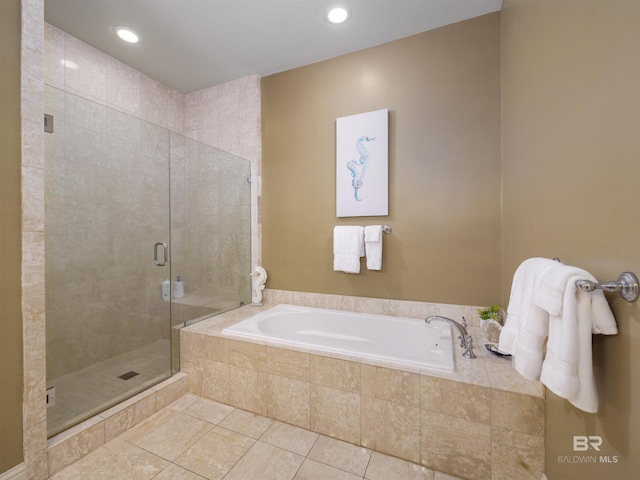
[44,0,502,94]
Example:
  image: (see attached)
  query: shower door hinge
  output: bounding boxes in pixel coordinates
[46,386,56,407]
[44,113,54,133]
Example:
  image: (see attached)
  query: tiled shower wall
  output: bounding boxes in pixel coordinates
[44,21,263,287]
[169,133,252,315]
[22,1,48,478]
[44,24,185,134]
[184,76,263,273]
[20,11,262,478]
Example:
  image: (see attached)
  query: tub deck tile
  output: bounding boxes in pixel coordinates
[267,374,311,429]
[420,376,491,425]
[229,339,267,371]
[361,364,420,407]
[178,299,545,480]
[267,346,310,381]
[310,354,361,393]
[310,384,361,445]
[361,396,421,464]
[229,365,268,415]
[420,410,491,480]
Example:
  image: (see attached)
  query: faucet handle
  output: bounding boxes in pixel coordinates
[463,335,477,359]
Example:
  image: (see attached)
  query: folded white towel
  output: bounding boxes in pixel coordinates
[333,226,364,274]
[533,263,587,316]
[364,225,383,270]
[539,273,617,413]
[498,258,557,373]
[501,258,619,412]
[499,258,560,380]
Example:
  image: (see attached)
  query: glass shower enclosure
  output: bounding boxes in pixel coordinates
[44,86,252,437]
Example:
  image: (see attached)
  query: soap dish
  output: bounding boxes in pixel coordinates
[485,343,511,358]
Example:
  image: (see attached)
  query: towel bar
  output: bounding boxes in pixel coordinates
[575,272,639,303]
[382,226,392,234]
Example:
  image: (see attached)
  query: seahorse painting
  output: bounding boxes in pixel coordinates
[336,108,388,218]
[346,136,376,201]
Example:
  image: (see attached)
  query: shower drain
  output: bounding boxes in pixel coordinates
[118,371,140,380]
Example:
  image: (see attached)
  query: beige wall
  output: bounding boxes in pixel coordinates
[17,1,638,476]
[261,13,501,307]
[264,4,640,477]
[501,0,640,478]
[0,0,25,472]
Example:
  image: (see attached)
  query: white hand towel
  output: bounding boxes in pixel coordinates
[333,226,364,274]
[364,225,383,270]
[534,263,619,334]
[590,289,618,335]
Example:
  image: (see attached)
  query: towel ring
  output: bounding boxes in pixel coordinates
[575,272,639,303]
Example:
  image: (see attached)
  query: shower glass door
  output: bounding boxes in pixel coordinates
[45,86,173,437]
[44,87,252,438]
[44,86,251,436]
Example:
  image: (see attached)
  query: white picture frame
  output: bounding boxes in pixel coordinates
[336,108,389,217]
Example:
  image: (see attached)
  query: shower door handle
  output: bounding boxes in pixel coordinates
[154,242,168,266]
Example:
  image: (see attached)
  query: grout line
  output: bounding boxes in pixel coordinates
[289,455,306,480]
[218,438,259,480]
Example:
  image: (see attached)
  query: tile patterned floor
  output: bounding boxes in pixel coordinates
[50,393,462,480]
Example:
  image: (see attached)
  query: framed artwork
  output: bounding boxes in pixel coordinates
[336,108,388,217]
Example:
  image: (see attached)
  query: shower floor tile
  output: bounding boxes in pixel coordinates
[51,393,461,480]
[47,340,172,437]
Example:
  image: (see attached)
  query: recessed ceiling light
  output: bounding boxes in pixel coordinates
[114,26,139,43]
[325,6,350,24]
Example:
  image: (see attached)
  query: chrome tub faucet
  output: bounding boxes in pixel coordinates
[425,315,477,359]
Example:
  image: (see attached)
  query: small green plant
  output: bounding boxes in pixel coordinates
[478,305,503,324]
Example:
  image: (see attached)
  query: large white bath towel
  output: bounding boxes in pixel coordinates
[364,225,383,270]
[333,226,364,274]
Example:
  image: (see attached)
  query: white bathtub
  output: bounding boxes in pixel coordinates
[222,304,455,372]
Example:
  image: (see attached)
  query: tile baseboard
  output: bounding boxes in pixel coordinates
[0,463,25,480]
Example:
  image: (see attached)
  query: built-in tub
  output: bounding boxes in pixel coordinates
[222,303,455,372]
